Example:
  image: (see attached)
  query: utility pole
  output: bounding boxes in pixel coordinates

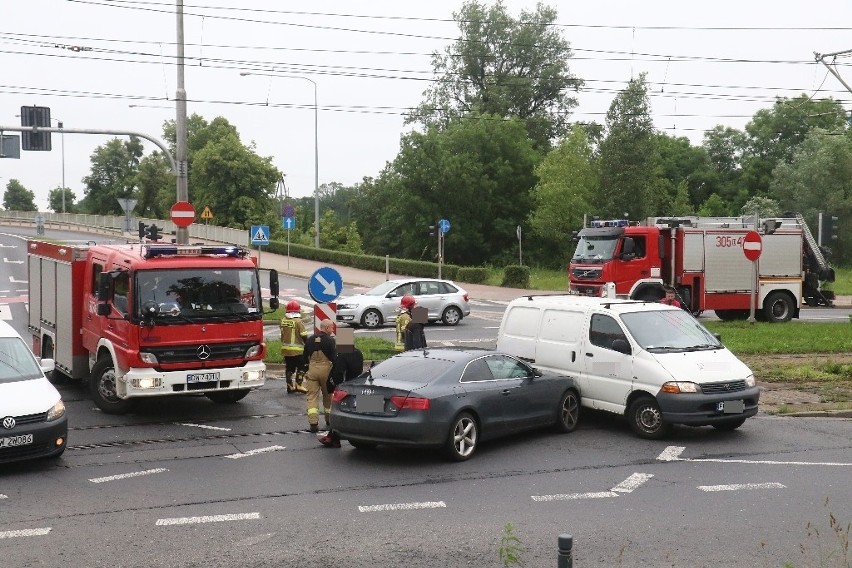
[815,49,852,95]
[175,0,189,245]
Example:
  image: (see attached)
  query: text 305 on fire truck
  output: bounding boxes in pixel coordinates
[27,240,280,414]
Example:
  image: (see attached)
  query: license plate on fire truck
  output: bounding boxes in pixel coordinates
[187,372,219,384]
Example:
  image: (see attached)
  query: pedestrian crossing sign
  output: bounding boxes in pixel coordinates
[250,225,270,245]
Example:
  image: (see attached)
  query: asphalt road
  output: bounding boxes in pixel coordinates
[1,226,850,567]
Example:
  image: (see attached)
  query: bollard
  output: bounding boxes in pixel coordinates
[557,533,573,568]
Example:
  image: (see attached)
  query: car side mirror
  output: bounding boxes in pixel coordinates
[611,338,631,355]
[532,367,543,378]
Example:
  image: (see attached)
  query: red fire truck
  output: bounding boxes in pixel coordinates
[27,240,279,413]
[568,215,834,322]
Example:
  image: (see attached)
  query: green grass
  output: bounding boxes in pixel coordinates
[825,265,852,296]
[265,336,394,365]
[703,321,852,354]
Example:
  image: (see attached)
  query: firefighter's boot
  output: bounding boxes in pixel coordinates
[286,377,296,394]
[295,380,308,394]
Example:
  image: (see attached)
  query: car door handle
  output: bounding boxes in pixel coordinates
[586,353,593,357]
[501,389,511,395]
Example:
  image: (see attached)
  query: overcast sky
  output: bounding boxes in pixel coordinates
[3,0,852,213]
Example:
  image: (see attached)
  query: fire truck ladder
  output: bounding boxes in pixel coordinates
[795,213,835,307]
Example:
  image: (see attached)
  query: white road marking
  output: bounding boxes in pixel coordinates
[658,445,852,466]
[532,473,652,501]
[224,445,285,459]
[0,305,12,320]
[0,528,51,539]
[611,473,654,493]
[699,482,786,492]
[177,423,231,431]
[0,494,7,499]
[358,501,446,513]
[89,468,169,483]
[8,276,26,284]
[2,258,24,264]
[155,513,260,526]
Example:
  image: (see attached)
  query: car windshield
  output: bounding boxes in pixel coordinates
[572,236,619,263]
[369,354,454,383]
[134,268,261,322]
[621,310,722,352]
[0,337,44,383]
[365,281,403,296]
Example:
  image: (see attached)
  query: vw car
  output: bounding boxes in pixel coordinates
[336,278,471,329]
[329,348,579,461]
[0,321,67,465]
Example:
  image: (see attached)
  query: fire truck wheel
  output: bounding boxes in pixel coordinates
[714,309,749,321]
[89,358,138,415]
[627,395,672,440]
[763,291,794,323]
[205,389,251,403]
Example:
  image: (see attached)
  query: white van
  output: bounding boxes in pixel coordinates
[0,321,68,464]
[496,295,759,439]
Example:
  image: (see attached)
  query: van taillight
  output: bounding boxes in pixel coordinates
[389,395,430,411]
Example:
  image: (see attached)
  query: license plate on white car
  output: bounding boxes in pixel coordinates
[717,400,745,414]
[187,372,219,384]
[0,434,33,448]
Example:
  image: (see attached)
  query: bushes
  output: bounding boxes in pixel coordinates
[456,267,489,284]
[501,265,530,289]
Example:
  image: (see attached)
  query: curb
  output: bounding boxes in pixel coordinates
[773,410,852,418]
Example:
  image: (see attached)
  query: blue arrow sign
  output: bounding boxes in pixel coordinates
[309,267,343,303]
[282,216,296,230]
[250,225,270,245]
[439,218,451,233]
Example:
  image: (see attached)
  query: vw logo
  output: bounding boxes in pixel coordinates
[2,416,15,430]
[196,345,211,360]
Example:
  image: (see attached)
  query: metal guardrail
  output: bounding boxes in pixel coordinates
[0,212,249,246]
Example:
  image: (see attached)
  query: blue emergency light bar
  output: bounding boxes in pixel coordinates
[590,219,630,228]
[142,244,248,259]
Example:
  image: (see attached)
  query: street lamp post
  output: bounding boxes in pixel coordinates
[240,71,320,248]
[56,120,65,214]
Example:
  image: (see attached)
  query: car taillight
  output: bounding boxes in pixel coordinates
[389,395,430,411]
[463,293,469,302]
[332,389,348,403]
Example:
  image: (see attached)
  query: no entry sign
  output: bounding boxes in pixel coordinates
[742,230,762,262]
[170,201,196,228]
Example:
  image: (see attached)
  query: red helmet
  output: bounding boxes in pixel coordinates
[286,300,301,313]
[400,295,416,309]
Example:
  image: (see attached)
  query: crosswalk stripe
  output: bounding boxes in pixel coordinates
[0,304,12,320]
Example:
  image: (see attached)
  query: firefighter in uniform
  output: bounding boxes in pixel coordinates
[304,319,337,433]
[280,300,308,394]
[394,295,416,352]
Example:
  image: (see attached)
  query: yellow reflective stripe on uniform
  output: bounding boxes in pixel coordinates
[307,408,319,416]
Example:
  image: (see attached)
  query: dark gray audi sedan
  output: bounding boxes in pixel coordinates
[329,348,579,461]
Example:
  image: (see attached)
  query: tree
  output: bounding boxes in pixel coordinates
[597,73,662,219]
[80,137,144,215]
[697,193,730,217]
[741,96,848,197]
[47,187,77,213]
[740,196,781,218]
[529,125,598,246]
[3,179,37,211]
[408,0,582,149]
[700,126,747,207]
[353,114,540,265]
[136,152,173,219]
[770,128,852,263]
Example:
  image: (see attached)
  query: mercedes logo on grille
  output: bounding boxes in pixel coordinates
[2,416,15,430]
[197,345,211,360]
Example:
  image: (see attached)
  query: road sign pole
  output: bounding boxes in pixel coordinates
[748,260,757,323]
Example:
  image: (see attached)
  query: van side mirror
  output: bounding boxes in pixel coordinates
[611,338,632,355]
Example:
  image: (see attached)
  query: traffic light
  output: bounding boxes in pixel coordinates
[822,214,839,242]
[428,224,436,237]
[145,224,162,241]
[20,105,52,151]
[138,221,147,240]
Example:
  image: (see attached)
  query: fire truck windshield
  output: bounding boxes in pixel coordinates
[572,236,619,263]
[133,268,260,322]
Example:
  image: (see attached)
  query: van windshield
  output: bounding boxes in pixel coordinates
[621,310,721,352]
[0,337,44,383]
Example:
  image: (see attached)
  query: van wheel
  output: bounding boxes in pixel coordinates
[712,417,747,431]
[555,389,580,433]
[627,396,671,439]
[89,358,138,415]
[205,389,250,403]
